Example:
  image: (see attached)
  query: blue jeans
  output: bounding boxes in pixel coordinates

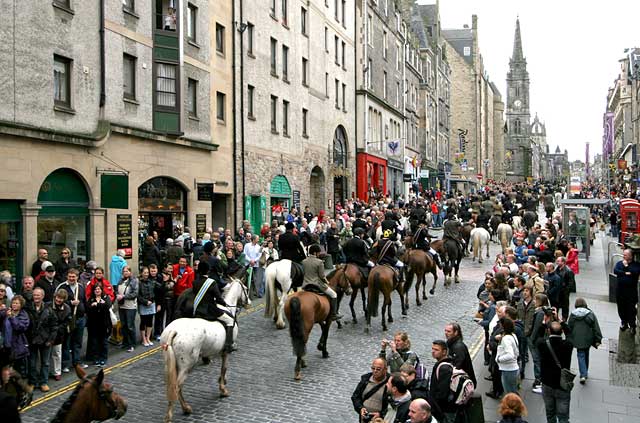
[501,369,519,394]
[28,344,51,386]
[528,336,541,381]
[542,384,571,423]
[576,348,589,378]
[63,315,86,367]
[119,308,137,348]
[253,267,265,297]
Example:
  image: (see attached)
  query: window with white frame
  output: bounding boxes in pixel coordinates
[54,55,72,108]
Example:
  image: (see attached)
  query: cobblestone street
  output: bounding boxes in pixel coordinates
[22,239,500,423]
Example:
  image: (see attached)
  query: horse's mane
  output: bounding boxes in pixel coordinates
[50,380,85,423]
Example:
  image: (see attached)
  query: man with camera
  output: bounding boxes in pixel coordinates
[537,320,573,423]
[352,357,389,422]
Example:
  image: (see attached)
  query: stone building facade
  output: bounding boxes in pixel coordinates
[236,0,355,231]
[442,16,504,192]
[530,114,547,180]
[0,0,233,280]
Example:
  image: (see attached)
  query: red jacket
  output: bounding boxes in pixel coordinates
[566,249,579,275]
[85,277,116,302]
[172,264,195,297]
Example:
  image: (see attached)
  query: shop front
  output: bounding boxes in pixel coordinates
[0,201,23,280]
[356,153,387,201]
[37,169,90,264]
[270,175,292,224]
[138,177,187,247]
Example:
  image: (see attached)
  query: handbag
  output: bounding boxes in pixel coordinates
[109,306,118,326]
[545,339,576,391]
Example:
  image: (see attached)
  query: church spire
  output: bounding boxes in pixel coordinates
[512,17,524,62]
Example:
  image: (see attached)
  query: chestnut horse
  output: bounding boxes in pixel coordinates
[50,365,127,423]
[366,265,406,333]
[403,249,438,307]
[285,274,350,380]
[327,264,367,328]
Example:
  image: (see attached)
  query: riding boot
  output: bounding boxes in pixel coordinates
[224,325,234,353]
[434,254,442,269]
[329,297,342,321]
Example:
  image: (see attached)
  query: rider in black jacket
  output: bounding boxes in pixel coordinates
[278,223,306,263]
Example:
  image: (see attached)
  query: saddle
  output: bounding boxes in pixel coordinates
[381,264,401,285]
[302,284,326,295]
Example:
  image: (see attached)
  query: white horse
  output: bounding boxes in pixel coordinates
[161,278,250,423]
[497,223,513,253]
[470,227,491,263]
[264,259,297,329]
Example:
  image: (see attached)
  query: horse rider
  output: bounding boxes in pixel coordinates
[476,209,491,231]
[409,202,427,234]
[302,244,343,321]
[380,212,400,241]
[343,228,375,281]
[492,198,504,218]
[278,222,307,288]
[190,261,236,353]
[543,191,555,219]
[413,220,442,269]
[443,212,465,253]
[481,196,494,216]
[371,227,404,281]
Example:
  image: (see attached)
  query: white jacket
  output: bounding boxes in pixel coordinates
[496,333,519,371]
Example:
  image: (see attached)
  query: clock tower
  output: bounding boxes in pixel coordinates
[504,18,531,181]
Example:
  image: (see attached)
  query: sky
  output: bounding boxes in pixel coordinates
[425,0,640,162]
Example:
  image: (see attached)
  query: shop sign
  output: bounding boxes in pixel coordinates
[197,183,214,201]
[100,175,129,209]
[196,214,207,238]
[293,190,301,210]
[116,214,132,259]
[403,173,413,182]
[419,170,429,178]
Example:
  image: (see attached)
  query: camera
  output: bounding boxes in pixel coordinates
[362,412,374,423]
[542,306,556,316]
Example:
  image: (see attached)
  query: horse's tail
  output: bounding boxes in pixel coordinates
[368,272,380,318]
[162,330,179,403]
[264,265,275,318]
[288,296,306,357]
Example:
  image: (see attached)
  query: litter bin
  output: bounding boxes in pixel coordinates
[608,273,617,303]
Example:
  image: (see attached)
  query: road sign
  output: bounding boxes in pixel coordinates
[476,173,483,180]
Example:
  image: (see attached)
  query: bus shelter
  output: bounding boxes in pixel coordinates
[559,198,611,262]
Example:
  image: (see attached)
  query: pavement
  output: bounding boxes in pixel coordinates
[20,227,495,423]
[474,227,640,423]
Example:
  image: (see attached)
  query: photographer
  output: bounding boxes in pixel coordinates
[536,321,573,423]
[379,331,418,373]
[352,358,389,422]
[528,293,549,394]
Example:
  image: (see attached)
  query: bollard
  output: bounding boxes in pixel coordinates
[466,392,485,423]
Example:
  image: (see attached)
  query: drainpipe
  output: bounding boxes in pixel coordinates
[232,0,238,229]
[353,0,358,200]
[239,0,246,227]
[99,0,106,107]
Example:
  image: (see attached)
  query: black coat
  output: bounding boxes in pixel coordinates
[351,372,389,415]
[406,377,442,419]
[325,227,340,254]
[429,358,455,413]
[278,231,306,263]
[191,275,226,321]
[536,335,573,389]
[141,244,162,267]
[57,282,87,319]
[137,277,157,306]
[446,336,477,387]
[35,277,57,303]
[27,303,58,346]
[86,294,113,336]
[343,237,369,267]
[51,302,71,345]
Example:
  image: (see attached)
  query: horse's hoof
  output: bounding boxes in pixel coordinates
[382,326,388,331]
[294,373,302,381]
[364,326,370,334]
[276,322,286,330]
[423,294,428,300]
[416,301,421,307]
[317,343,323,351]
[301,360,307,368]
[322,351,329,359]
[219,389,230,398]
[388,317,394,323]
[182,405,192,415]
[352,319,358,324]
[429,289,435,295]
[336,322,343,329]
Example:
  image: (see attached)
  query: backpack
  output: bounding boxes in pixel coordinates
[436,362,475,406]
[183,236,194,254]
[411,352,428,380]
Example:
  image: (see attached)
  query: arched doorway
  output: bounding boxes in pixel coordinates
[138,177,187,247]
[333,126,348,210]
[37,168,90,262]
[310,166,325,214]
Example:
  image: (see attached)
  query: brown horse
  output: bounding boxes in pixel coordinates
[328,264,367,328]
[284,274,350,380]
[50,365,127,423]
[403,249,438,307]
[366,265,406,333]
[460,223,474,256]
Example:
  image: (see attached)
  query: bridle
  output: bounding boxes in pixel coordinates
[93,379,121,420]
[51,374,122,423]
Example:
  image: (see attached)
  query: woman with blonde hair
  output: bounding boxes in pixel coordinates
[379,330,418,372]
[54,247,76,283]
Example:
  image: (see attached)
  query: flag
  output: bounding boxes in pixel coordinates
[603,112,614,158]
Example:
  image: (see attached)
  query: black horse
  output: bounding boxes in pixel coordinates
[523,210,538,230]
[440,238,463,290]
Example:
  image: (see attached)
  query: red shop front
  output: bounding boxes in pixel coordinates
[356,153,387,201]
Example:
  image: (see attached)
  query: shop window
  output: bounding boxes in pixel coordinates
[138,177,187,245]
[37,169,90,262]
